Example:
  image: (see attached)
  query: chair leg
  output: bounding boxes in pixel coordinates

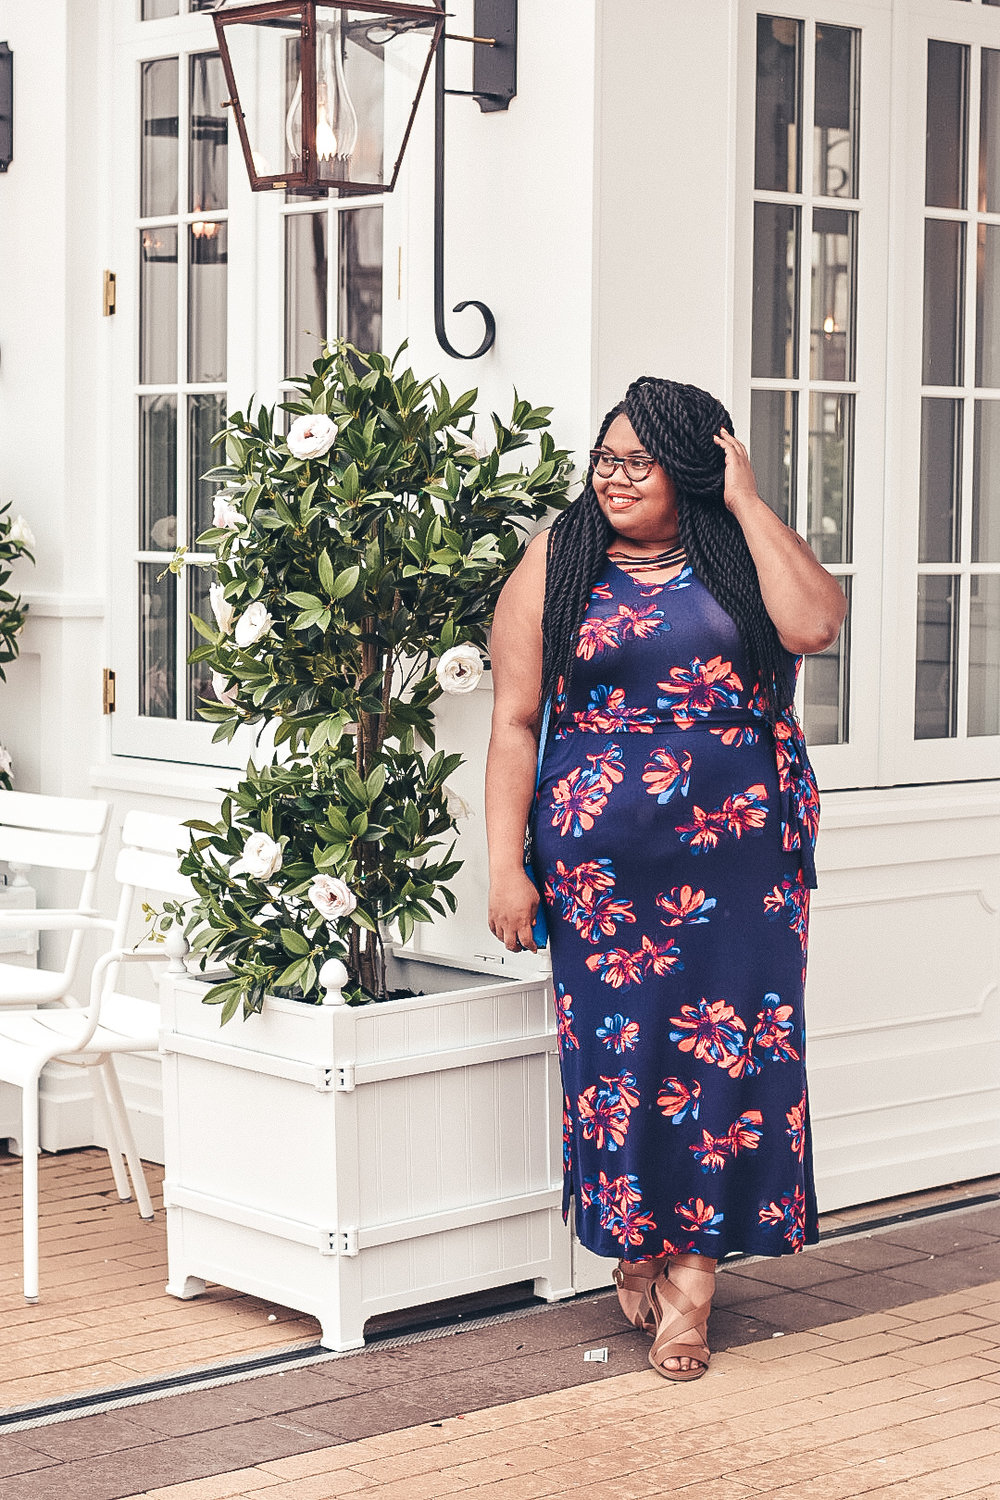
[99,1059,154,1220]
[90,1066,131,1201]
[20,1076,41,1303]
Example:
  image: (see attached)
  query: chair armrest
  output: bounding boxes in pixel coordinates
[0,910,115,933]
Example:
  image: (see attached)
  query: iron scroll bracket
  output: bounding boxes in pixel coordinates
[433,0,516,360]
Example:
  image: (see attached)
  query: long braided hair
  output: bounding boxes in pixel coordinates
[540,377,794,725]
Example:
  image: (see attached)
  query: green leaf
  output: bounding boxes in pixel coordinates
[318,548,336,595]
[280,928,310,956]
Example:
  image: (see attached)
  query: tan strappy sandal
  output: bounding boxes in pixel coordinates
[647,1253,713,1381]
[613,1254,668,1335]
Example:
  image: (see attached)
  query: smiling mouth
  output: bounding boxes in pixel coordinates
[606,492,640,509]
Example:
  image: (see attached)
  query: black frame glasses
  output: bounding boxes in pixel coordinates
[589,449,656,482]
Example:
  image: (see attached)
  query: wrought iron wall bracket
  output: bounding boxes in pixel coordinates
[433,0,516,360]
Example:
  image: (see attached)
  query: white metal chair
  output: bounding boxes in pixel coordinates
[0,810,192,1301]
[0,790,110,1009]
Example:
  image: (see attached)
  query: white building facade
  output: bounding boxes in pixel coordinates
[0,0,997,1210]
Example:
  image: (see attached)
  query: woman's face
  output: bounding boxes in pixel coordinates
[592,413,679,546]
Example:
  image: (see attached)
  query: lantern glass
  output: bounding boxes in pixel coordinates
[218,6,307,185]
[216,2,441,193]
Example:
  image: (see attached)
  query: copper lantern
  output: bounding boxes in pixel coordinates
[212,1,444,194]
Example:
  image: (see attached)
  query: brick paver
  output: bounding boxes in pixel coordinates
[86,1276,1000,1499]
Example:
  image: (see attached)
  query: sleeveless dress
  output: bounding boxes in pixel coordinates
[531,558,821,1261]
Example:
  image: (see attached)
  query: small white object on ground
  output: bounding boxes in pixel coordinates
[583,1347,609,1362]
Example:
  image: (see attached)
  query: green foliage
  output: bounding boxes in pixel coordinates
[0,505,35,790]
[182,341,572,1016]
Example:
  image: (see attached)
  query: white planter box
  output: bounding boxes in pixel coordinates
[159,955,575,1350]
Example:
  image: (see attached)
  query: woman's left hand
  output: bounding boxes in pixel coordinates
[714,429,761,516]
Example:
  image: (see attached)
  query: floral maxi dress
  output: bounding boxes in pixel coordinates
[532,558,821,1261]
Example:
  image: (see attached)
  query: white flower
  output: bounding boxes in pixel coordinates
[241,832,283,880]
[286,413,337,460]
[210,583,235,635]
[213,494,243,530]
[8,515,35,551]
[444,784,472,820]
[0,745,12,779]
[234,601,273,648]
[435,643,484,695]
[444,427,492,461]
[211,670,238,707]
[308,875,357,922]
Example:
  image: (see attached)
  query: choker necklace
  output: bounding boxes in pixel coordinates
[608,543,687,572]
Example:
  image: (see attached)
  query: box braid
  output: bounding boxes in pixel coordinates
[540,378,794,724]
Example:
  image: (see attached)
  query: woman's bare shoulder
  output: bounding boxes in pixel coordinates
[495,529,549,625]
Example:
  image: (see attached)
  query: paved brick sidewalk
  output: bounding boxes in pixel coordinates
[1,1201,997,1499]
[134,1279,1000,1499]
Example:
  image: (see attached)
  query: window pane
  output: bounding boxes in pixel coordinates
[750,389,796,527]
[980,51,1000,212]
[190,53,228,215]
[339,206,382,351]
[808,392,854,565]
[188,221,228,383]
[920,398,963,563]
[139,225,178,385]
[811,207,857,381]
[976,225,1000,388]
[915,574,959,739]
[814,25,859,199]
[925,40,968,210]
[801,577,850,745]
[922,219,965,387]
[285,212,328,378]
[141,59,178,218]
[188,393,227,544]
[142,1,179,23]
[968,574,1000,736]
[973,401,1000,562]
[752,203,799,379]
[754,15,801,193]
[139,395,178,552]
[139,563,176,719]
[186,565,215,722]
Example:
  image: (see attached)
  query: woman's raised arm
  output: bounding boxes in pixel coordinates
[714,430,848,656]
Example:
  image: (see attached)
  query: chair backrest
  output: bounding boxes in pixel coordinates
[110,812,194,951]
[0,790,109,873]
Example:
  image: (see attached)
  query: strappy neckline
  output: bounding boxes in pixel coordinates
[605,554,692,589]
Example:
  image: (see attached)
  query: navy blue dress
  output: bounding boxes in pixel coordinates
[532,558,821,1261]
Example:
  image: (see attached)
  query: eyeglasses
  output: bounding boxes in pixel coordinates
[589,450,656,482]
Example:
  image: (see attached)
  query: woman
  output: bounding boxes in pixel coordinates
[485,377,846,1381]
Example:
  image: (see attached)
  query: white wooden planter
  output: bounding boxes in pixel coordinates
[158,954,575,1350]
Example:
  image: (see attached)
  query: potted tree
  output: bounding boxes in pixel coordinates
[159,344,578,1347]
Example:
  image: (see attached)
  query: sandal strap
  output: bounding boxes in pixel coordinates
[613,1255,666,1293]
[648,1278,712,1367]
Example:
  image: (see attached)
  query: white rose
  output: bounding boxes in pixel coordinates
[213,495,243,531]
[234,601,273,648]
[8,515,35,551]
[435,643,484,695]
[0,745,12,779]
[308,875,357,922]
[241,832,283,880]
[444,783,472,820]
[210,583,234,635]
[444,427,491,461]
[287,413,337,460]
[211,670,238,707]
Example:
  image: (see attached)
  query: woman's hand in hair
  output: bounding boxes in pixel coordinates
[715,429,762,516]
[712,429,847,655]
